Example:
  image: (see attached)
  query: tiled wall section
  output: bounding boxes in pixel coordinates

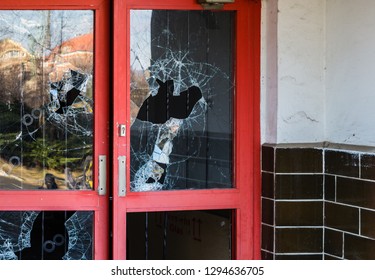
[261,143,375,260]
[261,145,324,260]
[324,148,375,260]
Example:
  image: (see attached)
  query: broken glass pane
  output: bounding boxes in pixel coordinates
[63,211,93,260]
[0,11,94,190]
[0,211,93,260]
[130,10,234,191]
[0,211,39,259]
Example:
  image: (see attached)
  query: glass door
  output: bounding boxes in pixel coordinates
[0,0,110,260]
[113,0,261,260]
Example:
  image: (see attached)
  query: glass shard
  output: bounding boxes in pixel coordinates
[63,211,93,260]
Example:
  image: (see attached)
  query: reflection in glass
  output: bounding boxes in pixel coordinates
[130,10,234,191]
[0,211,93,260]
[0,11,94,190]
[127,210,232,260]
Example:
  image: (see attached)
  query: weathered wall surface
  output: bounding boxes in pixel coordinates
[262,0,375,146]
[325,0,375,146]
[261,0,326,144]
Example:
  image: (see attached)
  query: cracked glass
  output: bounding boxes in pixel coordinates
[0,10,94,190]
[130,10,234,191]
[0,211,93,260]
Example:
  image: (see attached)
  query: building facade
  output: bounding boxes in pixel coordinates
[0,0,374,260]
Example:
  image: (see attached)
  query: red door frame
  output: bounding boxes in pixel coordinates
[0,0,110,260]
[113,0,261,260]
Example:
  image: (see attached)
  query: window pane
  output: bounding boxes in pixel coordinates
[0,11,94,190]
[0,211,93,260]
[130,10,234,191]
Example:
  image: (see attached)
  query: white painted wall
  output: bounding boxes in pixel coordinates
[325,0,375,146]
[261,0,326,144]
[262,0,375,146]
[261,0,278,144]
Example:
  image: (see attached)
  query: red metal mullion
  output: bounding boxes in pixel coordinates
[0,192,99,209]
[0,0,106,9]
[125,191,241,212]
[93,0,111,260]
[112,0,129,260]
[233,0,261,260]
[249,0,262,260]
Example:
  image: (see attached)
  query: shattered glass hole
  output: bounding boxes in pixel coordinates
[0,211,93,260]
[130,10,234,191]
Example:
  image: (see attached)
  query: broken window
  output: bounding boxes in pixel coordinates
[130,10,234,191]
[0,11,94,190]
[0,211,93,260]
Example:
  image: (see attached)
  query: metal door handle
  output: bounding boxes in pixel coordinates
[118,156,126,197]
[98,155,106,195]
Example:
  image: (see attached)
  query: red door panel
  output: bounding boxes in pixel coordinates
[0,0,110,260]
[113,0,260,260]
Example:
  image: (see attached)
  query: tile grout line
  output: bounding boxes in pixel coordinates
[327,173,375,183]
[325,226,375,241]
[342,232,345,259]
[275,199,324,202]
[273,147,276,259]
[334,175,337,203]
[324,252,344,260]
[274,226,324,229]
[322,148,325,256]
[326,200,375,212]
[359,208,361,236]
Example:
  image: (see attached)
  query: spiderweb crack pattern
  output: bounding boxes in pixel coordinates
[46,69,93,137]
[130,49,230,191]
[0,211,40,260]
[62,211,93,260]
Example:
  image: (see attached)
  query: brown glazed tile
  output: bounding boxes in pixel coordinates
[261,250,274,260]
[325,202,359,234]
[275,201,323,226]
[324,175,336,201]
[344,234,375,260]
[361,154,375,181]
[262,172,274,199]
[275,228,323,253]
[275,254,323,260]
[275,175,323,199]
[361,209,375,239]
[325,150,359,177]
[275,148,323,173]
[261,224,274,252]
[262,145,274,172]
[336,177,375,210]
[324,228,343,258]
[262,198,274,225]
